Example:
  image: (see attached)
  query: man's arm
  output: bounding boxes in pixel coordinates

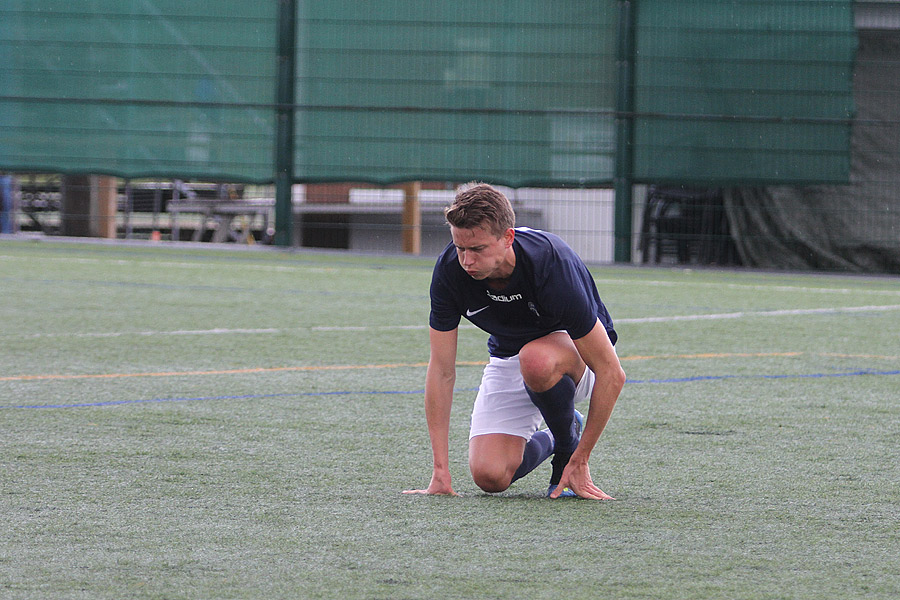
[402,326,460,496]
[556,319,626,499]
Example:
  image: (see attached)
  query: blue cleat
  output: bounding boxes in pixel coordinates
[547,484,578,498]
[573,409,585,439]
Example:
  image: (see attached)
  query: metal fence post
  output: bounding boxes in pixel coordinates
[274,0,297,247]
[614,0,636,263]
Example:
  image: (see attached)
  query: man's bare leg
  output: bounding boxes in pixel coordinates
[468,433,527,493]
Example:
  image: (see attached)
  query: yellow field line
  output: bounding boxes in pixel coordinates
[0,361,484,383]
[620,351,804,361]
[4,352,897,383]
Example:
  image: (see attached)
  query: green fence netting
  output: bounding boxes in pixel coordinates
[634,0,856,184]
[0,0,277,181]
[1,1,855,187]
[295,2,616,186]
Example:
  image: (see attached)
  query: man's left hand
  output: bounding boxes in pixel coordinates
[551,458,614,500]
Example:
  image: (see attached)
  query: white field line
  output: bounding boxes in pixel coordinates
[0,254,340,274]
[4,254,900,296]
[12,324,446,340]
[592,278,900,298]
[8,304,900,339]
[15,327,284,340]
[616,304,900,324]
[312,304,900,328]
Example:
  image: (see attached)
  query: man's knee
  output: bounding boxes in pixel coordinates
[519,334,583,392]
[519,346,561,391]
[470,463,513,493]
[468,434,524,493]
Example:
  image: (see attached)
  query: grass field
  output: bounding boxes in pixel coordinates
[1,238,898,599]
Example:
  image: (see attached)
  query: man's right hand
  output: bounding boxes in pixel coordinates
[402,470,458,496]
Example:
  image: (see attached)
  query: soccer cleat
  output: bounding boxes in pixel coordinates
[573,408,585,440]
[547,484,577,498]
[547,409,585,497]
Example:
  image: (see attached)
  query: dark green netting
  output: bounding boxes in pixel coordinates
[634,0,856,184]
[0,1,616,185]
[0,0,277,181]
[295,2,616,186]
[0,1,855,187]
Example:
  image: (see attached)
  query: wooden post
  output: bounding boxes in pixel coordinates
[61,175,117,238]
[401,181,421,255]
[92,175,118,239]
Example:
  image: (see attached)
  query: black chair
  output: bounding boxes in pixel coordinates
[640,185,736,265]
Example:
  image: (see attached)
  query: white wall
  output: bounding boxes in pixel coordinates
[293,184,641,264]
[511,187,615,263]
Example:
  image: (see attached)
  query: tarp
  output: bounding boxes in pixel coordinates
[724,31,900,273]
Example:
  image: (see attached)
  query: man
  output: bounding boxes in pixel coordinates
[0,173,13,234]
[404,183,625,500]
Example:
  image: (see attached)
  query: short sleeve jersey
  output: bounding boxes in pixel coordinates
[429,227,617,358]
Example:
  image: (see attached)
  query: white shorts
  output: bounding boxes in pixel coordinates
[469,354,596,441]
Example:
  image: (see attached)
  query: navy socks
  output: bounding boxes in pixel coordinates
[511,429,554,483]
[525,375,578,453]
[524,375,578,486]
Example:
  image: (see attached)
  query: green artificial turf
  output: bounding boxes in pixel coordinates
[1,239,898,599]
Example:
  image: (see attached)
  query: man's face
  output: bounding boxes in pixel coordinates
[449,225,514,281]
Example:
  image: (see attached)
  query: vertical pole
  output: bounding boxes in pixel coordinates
[125,180,134,239]
[170,182,180,242]
[613,0,636,263]
[274,0,297,247]
[60,175,91,237]
[401,181,422,255]
[91,175,118,239]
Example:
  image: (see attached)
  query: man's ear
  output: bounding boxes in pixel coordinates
[503,228,515,247]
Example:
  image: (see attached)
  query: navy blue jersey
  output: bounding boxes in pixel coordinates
[429,228,617,357]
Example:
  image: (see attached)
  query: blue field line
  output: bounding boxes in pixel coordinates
[627,368,900,384]
[3,369,898,410]
[0,387,438,410]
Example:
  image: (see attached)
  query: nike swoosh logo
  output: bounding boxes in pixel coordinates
[466,306,489,317]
